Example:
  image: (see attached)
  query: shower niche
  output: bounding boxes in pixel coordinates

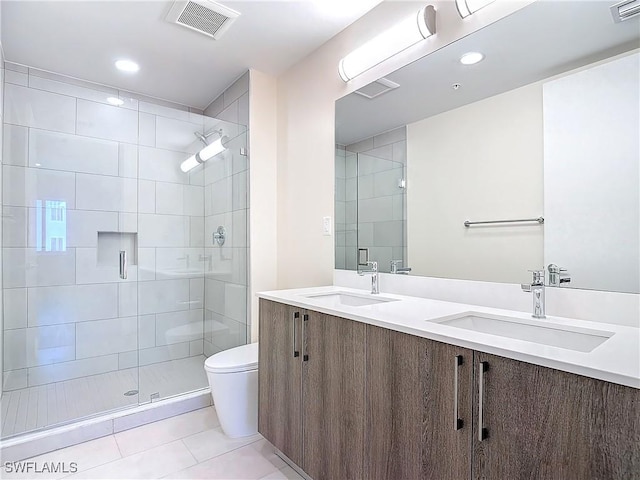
[97,232,138,278]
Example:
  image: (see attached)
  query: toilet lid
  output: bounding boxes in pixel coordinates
[205,342,259,373]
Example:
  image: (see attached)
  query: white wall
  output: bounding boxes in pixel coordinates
[407,83,544,284]
[248,69,278,342]
[544,52,640,294]
[275,0,536,289]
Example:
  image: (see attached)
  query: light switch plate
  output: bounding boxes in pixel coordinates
[322,216,332,236]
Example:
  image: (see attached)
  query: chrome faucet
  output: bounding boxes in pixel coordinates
[521,270,545,319]
[358,261,379,294]
[390,260,412,275]
[547,264,571,287]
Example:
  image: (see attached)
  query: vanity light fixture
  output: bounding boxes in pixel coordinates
[460,52,485,65]
[338,5,436,82]
[180,134,229,173]
[455,0,497,18]
[107,97,125,106]
[115,59,140,73]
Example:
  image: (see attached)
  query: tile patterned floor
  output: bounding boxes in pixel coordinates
[1,356,208,438]
[1,406,304,480]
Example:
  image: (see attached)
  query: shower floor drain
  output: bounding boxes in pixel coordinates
[124,390,139,396]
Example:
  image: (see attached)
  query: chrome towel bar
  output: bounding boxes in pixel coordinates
[464,216,544,227]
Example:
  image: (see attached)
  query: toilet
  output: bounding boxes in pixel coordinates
[204,342,259,438]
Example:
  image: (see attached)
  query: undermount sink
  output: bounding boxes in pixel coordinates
[302,292,399,307]
[434,313,614,353]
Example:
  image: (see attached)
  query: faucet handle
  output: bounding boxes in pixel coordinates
[548,264,571,286]
[358,261,377,275]
[390,259,401,273]
[527,269,545,285]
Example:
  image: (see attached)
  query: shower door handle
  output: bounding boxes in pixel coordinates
[119,251,127,280]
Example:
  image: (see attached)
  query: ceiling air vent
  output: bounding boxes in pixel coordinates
[166,0,240,39]
[354,78,400,100]
[610,0,640,22]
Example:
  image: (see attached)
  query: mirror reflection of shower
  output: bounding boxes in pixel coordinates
[180,130,229,172]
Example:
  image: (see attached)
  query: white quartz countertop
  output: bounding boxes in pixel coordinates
[257,286,640,389]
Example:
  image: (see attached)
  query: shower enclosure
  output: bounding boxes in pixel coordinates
[0,63,250,439]
[335,132,407,273]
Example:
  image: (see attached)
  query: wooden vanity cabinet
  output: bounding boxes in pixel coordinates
[302,310,366,480]
[259,299,640,480]
[473,352,640,480]
[258,300,366,480]
[258,299,303,466]
[365,325,473,480]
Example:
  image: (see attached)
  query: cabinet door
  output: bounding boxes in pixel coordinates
[302,311,366,480]
[365,325,473,480]
[258,299,303,465]
[473,352,640,480]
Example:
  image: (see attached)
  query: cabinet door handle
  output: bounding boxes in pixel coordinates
[453,355,463,431]
[478,361,489,441]
[119,250,127,280]
[292,312,300,358]
[302,314,309,361]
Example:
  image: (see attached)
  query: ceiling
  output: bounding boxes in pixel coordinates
[1,0,381,109]
[336,0,640,145]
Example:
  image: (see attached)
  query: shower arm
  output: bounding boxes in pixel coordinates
[195,129,224,147]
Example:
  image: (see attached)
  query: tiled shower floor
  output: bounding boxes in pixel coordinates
[1,355,207,438]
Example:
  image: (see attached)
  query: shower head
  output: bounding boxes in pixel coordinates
[194,129,226,147]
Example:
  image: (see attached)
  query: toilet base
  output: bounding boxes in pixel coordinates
[207,369,258,438]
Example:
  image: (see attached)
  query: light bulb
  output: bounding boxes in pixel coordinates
[460,52,485,65]
[180,136,228,173]
[107,97,124,106]
[338,6,436,82]
[115,60,140,73]
[180,155,201,173]
[198,137,226,161]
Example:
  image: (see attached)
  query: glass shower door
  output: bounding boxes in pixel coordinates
[1,77,140,437]
[134,102,250,404]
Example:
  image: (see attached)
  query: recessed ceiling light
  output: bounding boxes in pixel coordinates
[107,97,124,106]
[460,52,485,65]
[115,60,140,73]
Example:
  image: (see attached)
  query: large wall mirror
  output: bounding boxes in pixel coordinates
[335,0,639,294]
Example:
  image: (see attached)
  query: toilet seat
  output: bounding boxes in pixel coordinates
[205,342,258,374]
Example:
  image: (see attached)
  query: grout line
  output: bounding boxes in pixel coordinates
[180,438,200,464]
[8,65,202,112]
[113,433,125,458]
